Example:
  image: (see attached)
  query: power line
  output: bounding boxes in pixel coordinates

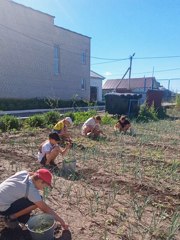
[133,67,180,75]
[92,55,180,65]
[135,56,180,60]
[91,59,128,65]
[1,22,180,67]
[157,78,180,81]
[0,23,86,57]
[91,56,129,61]
[105,67,180,78]
[92,55,180,61]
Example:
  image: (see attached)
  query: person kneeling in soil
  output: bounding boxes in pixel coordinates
[81,115,106,139]
[52,117,73,143]
[38,132,70,167]
[114,115,131,133]
[0,169,68,229]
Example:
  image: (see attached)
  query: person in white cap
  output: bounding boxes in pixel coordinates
[52,117,73,143]
[0,169,68,229]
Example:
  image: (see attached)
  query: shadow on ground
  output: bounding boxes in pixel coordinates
[0,227,72,240]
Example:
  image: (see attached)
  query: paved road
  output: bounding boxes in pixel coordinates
[0,106,105,118]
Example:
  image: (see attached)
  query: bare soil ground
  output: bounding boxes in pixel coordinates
[0,119,180,240]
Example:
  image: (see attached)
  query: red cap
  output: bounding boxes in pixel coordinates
[35,169,52,187]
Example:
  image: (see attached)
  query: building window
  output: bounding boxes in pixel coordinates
[81,79,85,90]
[81,51,86,65]
[54,45,60,75]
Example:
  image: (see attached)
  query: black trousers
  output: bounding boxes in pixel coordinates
[0,198,35,224]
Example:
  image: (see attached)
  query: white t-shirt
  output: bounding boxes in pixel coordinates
[82,117,97,128]
[0,170,42,212]
[37,140,57,162]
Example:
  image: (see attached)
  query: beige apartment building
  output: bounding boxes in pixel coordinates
[0,0,91,100]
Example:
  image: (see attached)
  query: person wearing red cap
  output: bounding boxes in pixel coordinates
[0,169,68,229]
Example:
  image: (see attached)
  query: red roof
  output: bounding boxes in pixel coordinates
[103,77,160,90]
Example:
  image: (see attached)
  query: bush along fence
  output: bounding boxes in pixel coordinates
[0,98,105,111]
[0,104,172,133]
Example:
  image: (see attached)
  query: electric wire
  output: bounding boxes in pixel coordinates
[1,23,180,64]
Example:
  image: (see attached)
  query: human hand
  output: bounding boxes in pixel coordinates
[66,142,72,149]
[63,224,69,230]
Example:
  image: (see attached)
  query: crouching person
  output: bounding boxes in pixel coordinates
[52,117,73,143]
[81,115,106,139]
[38,132,70,167]
[114,115,131,133]
[0,169,68,229]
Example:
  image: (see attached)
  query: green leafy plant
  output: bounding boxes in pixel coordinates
[73,110,97,125]
[175,94,180,109]
[101,113,115,125]
[0,115,21,131]
[156,106,167,119]
[25,114,45,128]
[167,211,180,239]
[44,111,61,125]
[136,104,158,122]
[64,112,75,122]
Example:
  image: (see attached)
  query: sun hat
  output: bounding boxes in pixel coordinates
[35,169,52,187]
[65,117,73,125]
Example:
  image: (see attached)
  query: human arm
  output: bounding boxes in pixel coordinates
[114,122,120,130]
[35,200,68,230]
[60,142,71,156]
[100,130,106,136]
[38,140,47,152]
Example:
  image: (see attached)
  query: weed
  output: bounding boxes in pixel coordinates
[130,195,152,221]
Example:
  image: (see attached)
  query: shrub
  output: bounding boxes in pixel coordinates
[64,112,75,122]
[73,110,97,125]
[136,104,158,122]
[0,98,89,111]
[101,113,115,125]
[176,94,180,109]
[44,111,61,125]
[25,114,46,128]
[156,107,167,119]
[0,115,21,131]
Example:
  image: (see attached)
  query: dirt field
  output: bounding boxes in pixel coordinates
[0,119,179,240]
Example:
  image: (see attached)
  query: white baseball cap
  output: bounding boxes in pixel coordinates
[65,117,73,125]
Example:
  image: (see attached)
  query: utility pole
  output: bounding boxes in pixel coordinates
[128,53,135,90]
[168,79,170,90]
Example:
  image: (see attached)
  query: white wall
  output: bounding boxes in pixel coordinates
[0,0,90,100]
[90,78,103,101]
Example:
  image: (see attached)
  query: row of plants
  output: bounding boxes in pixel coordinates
[0,103,174,132]
[0,98,105,111]
[0,110,102,132]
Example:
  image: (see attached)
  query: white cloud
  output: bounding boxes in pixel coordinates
[104,71,112,76]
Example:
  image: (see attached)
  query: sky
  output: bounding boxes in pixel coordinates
[14,0,180,92]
